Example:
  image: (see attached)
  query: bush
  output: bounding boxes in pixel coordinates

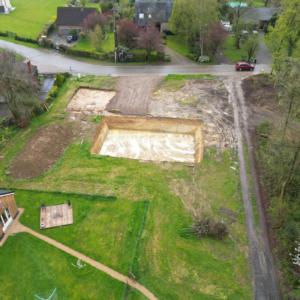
[118,46,134,62]
[79,32,86,38]
[69,29,77,35]
[109,20,114,32]
[49,86,58,98]
[186,53,197,61]
[163,29,174,35]
[0,31,8,37]
[59,44,68,52]
[188,218,228,240]
[132,50,147,62]
[2,116,13,127]
[100,1,113,12]
[269,197,290,228]
[157,51,165,61]
[199,55,210,63]
[56,73,63,87]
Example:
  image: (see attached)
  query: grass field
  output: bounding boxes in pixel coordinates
[0,76,253,299]
[166,35,190,56]
[0,233,147,300]
[223,35,248,63]
[0,0,66,37]
[72,33,115,53]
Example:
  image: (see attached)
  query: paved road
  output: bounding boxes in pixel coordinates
[256,33,272,66]
[39,77,55,103]
[0,40,271,76]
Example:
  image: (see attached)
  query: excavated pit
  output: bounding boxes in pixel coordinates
[91,116,204,163]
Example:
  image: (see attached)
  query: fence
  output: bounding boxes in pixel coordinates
[120,198,150,300]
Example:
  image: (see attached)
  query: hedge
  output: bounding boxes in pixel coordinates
[186,53,197,61]
[38,16,57,37]
[15,36,38,44]
[0,31,8,37]
[132,50,147,62]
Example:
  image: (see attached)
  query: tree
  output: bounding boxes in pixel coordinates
[204,22,228,61]
[230,0,250,49]
[169,0,218,44]
[0,51,40,127]
[89,25,104,51]
[83,11,108,34]
[243,33,260,63]
[117,19,139,49]
[137,25,164,62]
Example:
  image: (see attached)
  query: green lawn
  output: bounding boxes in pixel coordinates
[72,32,115,53]
[0,0,66,37]
[0,233,146,300]
[166,35,190,56]
[0,36,40,48]
[0,76,253,300]
[223,35,248,63]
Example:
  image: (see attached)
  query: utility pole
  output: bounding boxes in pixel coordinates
[113,0,118,63]
[200,24,206,63]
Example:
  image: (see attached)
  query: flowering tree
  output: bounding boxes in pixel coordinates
[204,22,228,61]
[83,11,108,34]
[117,19,139,49]
[137,25,164,62]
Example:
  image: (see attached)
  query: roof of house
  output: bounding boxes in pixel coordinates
[244,7,279,22]
[57,7,97,26]
[0,190,14,196]
[135,1,175,26]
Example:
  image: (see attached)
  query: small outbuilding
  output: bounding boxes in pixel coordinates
[0,190,18,240]
[56,6,97,36]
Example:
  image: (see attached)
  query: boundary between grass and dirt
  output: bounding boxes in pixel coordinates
[1,208,158,300]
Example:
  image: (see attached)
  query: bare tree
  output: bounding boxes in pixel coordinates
[0,50,40,127]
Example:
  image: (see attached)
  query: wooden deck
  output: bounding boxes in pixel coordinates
[40,204,73,229]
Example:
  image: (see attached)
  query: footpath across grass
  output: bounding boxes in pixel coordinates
[0,232,146,300]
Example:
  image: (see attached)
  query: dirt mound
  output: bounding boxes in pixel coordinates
[8,125,76,180]
[242,74,280,113]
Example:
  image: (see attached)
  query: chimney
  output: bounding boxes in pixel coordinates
[27,60,33,74]
[80,5,84,11]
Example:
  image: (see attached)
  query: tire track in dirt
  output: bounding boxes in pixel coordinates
[229,77,281,300]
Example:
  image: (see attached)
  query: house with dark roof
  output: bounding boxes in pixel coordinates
[0,190,18,241]
[56,6,97,36]
[135,0,175,32]
[244,7,279,30]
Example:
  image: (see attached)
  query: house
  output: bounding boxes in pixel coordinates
[244,7,279,30]
[135,0,175,32]
[0,0,14,14]
[0,190,19,241]
[56,6,97,36]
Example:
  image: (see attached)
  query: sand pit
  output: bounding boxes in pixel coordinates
[91,117,204,163]
[66,88,116,113]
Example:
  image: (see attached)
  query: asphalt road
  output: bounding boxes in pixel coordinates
[39,77,55,103]
[0,40,271,76]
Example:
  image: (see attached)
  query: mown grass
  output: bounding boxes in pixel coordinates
[0,36,40,48]
[72,33,115,53]
[0,75,253,299]
[166,35,190,56]
[224,35,248,63]
[0,232,146,300]
[0,0,65,36]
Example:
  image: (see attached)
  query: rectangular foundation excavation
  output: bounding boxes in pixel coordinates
[91,117,204,163]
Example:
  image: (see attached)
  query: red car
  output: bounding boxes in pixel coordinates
[236,62,255,71]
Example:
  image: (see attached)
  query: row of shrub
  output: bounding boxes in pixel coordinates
[15,36,38,45]
[45,72,70,102]
[0,31,8,37]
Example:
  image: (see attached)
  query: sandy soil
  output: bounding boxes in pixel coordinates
[106,76,163,116]
[66,88,116,114]
[100,129,195,163]
[8,125,76,180]
[150,77,237,151]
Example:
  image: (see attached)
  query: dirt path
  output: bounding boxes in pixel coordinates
[228,77,281,300]
[1,209,158,300]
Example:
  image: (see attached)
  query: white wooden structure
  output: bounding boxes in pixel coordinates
[0,0,14,14]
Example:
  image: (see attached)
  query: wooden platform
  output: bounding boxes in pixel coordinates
[40,204,73,229]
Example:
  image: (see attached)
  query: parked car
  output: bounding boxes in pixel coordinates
[236,62,255,71]
[67,35,78,43]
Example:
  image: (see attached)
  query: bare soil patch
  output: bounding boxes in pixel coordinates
[8,125,76,180]
[106,76,163,116]
[150,77,236,151]
[66,88,116,114]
